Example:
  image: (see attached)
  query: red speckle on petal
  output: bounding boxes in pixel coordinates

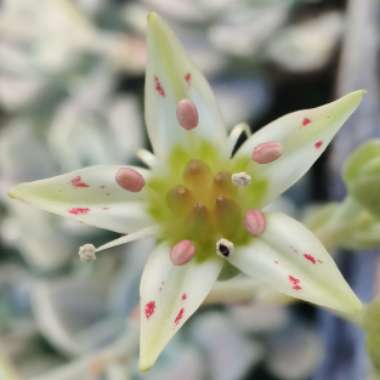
[144,301,156,319]
[288,275,302,291]
[185,72,191,84]
[71,176,89,188]
[174,307,185,325]
[304,253,317,264]
[302,117,312,127]
[314,140,323,149]
[288,275,299,284]
[68,207,90,215]
[154,76,165,97]
[181,293,187,301]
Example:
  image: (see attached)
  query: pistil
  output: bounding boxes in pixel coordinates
[166,185,194,214]
[214,196,242,239]
[212,171,236,198]
[183,159,211,190]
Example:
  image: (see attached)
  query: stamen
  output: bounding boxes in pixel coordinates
[251,141,283,164]
[166,185,193,214]
[78,243,96,262]
[176,99,199,130]
[244,209,266,236]
[216,238,234,258]
[231,172,251,187]
[183,159,211,189]
[170,240,196,265]
[116,167,145,192]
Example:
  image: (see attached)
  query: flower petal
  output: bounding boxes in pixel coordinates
[145,12,227,158]
[139,243,223,371]
[8,166,152,234]
[227,212,363,317]
[233,91,365,206]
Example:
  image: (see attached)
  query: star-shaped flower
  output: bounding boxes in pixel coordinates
[9,12,365,371]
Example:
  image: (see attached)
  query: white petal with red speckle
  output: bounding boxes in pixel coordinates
[9,165,152,234]
[233,91,365,207]
[227,212,363,316]
[139,243,223,371]
[145,13,227,159]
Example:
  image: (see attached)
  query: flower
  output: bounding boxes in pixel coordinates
[9,12,365,371]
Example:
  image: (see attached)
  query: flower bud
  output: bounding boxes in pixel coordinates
[343,140,380,217]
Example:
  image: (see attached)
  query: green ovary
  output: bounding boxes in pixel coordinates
[146,140,268,261]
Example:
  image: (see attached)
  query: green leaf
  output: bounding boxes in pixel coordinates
[343,140,380,217]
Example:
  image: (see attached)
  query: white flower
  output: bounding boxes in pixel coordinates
[9,12,365,371]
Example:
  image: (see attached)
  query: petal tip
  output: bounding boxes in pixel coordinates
[147,11,162,29]
[139,364,153,373]
[7,186,21,201]
[138,354,155,373]
[8,183,33,203]
[7,190,16,200]
[346,89,366,105]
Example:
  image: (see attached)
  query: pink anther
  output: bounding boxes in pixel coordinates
[176,99,199,130]
[244,209,266,237]
[170,240,196,265]
[251,141,283,164]
[115,167,145,192]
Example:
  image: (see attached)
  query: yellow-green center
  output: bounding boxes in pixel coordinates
[146,140,268,261]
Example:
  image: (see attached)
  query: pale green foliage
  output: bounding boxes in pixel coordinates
[344,140,380,217]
